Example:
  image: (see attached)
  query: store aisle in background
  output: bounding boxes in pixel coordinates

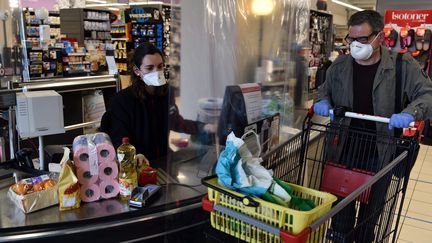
[397,145,432,243]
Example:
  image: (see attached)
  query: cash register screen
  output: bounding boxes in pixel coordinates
[217,85,280,154]
[217,85,248,145]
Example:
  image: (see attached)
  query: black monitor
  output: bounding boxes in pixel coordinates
[217,85,248,145]
[217,85,280,154]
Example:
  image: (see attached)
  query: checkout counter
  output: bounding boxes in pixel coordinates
[0,145,217,242]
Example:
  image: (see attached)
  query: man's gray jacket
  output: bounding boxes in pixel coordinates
[316,47,432,166]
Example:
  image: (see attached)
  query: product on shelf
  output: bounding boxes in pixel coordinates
[384,27,398,48]
[110,10,132,74]
[308,10,333,91]
[23,8,63,79]
[62,40,91,76]
[129,7,164,50]
[60,8,113,74]
[384,9,432,75]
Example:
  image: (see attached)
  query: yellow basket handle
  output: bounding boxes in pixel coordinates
[201,175,260,207]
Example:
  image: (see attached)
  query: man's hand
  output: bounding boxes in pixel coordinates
[314,99,331,117]
[389,112,414,130]
[136,154,150,167]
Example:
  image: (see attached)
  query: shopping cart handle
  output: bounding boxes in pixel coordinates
[329,109,416,127]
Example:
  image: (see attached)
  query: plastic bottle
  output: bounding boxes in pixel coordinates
[117,137,137,201]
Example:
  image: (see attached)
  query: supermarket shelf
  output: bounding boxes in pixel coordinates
[25,10,60,16]
[111,38,129,41]
[66,53,88,56]
[67,69,91,73]
[84,38,112,41]
[11,75,117,93]
[26,23,60,27]
[66,61,91,65]
[84,18,110,22]
[84,30,111,32]
[132,34,156,37]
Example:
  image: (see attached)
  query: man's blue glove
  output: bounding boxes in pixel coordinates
[389,112,414,130]
[314,99,331,117]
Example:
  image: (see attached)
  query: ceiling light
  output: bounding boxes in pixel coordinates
[86,3,127,7]
[86,0,107,3]
[251,0,274,16]
[332,0,364,12]
[9,0,19,8]
[108,7,120,11]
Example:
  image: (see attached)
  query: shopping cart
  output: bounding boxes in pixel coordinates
[202,107,423,243]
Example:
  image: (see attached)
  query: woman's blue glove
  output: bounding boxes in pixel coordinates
[314,99,331,117]
[389,112,414,130]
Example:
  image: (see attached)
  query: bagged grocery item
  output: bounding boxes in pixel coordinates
[73,133,119,202]
[93,132,116,163]
[72,135,98,174]
[80,183,100,202]
[58,147,81,211]
[99,179,120,199]
[8,174,58,213]
[216,131,316,210]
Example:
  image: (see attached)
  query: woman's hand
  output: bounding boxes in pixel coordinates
[136,154,150,167]
[203,123,217,133]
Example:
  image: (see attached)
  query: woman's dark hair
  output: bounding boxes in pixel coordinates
[129,43,164,100]
[347,10,384,34]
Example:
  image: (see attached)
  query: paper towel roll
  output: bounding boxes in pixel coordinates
[93,133,116,163]
[77,167,98,185]
[80,184,100,202]
[99,180,120,199]
[98,162,118,181]
[73,135,90,168]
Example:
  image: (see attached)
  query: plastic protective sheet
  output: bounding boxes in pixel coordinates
[0,2,25,81]
[171,0,310,152]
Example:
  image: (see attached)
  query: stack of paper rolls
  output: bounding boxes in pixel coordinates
[73,133,120,202]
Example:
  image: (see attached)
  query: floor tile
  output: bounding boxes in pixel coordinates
[398,223,432,243]
[401,198,432,214]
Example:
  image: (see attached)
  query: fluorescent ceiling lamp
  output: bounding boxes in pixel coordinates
[251,0,274,16]
[86,3,127,7]
[86,0,107,3]
[9,0,19,8]
[129,1,165,5]
[332,0,364,12]
[108,7,120,11]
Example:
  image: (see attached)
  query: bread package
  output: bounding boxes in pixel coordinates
[58,147,81,211]
[8,174,59,213]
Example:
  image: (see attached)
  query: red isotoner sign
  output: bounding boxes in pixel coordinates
[385,9,432,27]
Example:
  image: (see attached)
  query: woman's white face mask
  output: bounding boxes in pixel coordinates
[136,68,167,86]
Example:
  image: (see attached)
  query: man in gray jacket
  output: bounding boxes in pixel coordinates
[314,10,432,242]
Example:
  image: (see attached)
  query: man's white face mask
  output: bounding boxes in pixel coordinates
[349,33,380,61]
[140,71,167,86]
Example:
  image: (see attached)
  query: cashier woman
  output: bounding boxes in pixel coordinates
[102,43,214,164]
